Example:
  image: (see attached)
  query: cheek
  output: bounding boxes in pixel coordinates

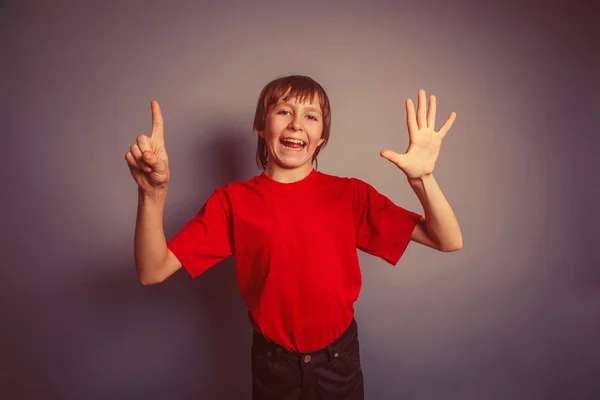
[262,125,277,142]
[310,128,324,148]
[267,115,288,130]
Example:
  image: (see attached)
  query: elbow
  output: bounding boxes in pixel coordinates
[439,237,463,252]
[442,244,462,252]
[136,265,166,286]
[139,276,162,286]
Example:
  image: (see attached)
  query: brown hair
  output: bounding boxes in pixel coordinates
[253,75,331,170]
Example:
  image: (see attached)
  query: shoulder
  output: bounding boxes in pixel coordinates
[193,178,256,218]
[313,172,382,212]
[315,171,363,188]
[215,174,261,193]
[209,174,267,206]
[316,171,376,195]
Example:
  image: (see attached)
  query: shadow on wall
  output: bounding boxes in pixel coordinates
[3,126,257,399]
[144,125,257,399]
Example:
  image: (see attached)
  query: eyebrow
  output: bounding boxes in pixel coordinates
[279,102,322,116]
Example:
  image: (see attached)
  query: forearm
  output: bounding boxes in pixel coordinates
[409,174,462,251]
[134,188,169,283]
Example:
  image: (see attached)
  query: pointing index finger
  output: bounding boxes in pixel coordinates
[151,100,164,141]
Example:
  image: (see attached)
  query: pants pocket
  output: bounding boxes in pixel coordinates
[315,341,364,400]
[251,345,272,378]
[251,346,302,399]
[336,338,361,374]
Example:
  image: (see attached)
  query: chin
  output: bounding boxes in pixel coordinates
[273,153,314,170]
[277,158,312,170]
[273,144,309,163]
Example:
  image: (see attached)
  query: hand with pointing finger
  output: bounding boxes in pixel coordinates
[125,101,170,195]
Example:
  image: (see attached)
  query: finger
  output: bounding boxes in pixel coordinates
[130,144,152,173]
[380,149,403,165]
[136,134,152,154]
[427,95,436,129]
[142,151,167,174]
[126,150,149,173]
[417,89,427,130]
[150,100,164,142]
[145,153,167,174]
[405,99,418,133]
[125,151,142,171]
[437,112,457,138]
[130,143,143,160]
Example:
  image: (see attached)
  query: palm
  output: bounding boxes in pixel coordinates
[381,89,455,179]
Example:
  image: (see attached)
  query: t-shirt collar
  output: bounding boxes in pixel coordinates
[255,168,320,194]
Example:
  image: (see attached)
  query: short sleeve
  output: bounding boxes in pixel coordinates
[167,188,233,278]
[353,179,422,265]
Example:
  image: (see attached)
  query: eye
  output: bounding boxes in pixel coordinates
[277,110,291,115]
[307,115,318,121]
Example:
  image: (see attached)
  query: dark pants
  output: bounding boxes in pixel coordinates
[251,319,364,400]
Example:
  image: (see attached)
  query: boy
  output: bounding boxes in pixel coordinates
[125,75,462,399]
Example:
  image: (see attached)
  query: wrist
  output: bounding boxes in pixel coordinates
[407,173,433,187]
[138,186,168,204]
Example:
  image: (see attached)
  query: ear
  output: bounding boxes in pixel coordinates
[318,137,325,147]
[257,130,265,139]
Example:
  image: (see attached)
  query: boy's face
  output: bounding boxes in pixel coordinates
[258,93,325,173]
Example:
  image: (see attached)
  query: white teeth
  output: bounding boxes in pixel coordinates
[281,138,305,145]
[280,138,306,151]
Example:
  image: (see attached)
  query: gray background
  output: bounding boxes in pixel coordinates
[3,0,599,399]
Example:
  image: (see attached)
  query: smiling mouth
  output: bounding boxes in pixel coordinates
[280,138,306,150]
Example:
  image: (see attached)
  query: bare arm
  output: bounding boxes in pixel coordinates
[379,89,462,252]
[126,101,181,285]
[134,189,182,285]
[408,174,462,252]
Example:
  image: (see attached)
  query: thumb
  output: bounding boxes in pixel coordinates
[380,149,405,167]
[143,151,167,173]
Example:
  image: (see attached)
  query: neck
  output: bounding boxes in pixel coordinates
[264,162,314,183]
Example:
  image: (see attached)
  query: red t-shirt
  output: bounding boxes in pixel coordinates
[167,169,421,352]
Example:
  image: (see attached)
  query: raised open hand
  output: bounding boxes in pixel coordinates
[125,101,170,194]
[380,89,456,179]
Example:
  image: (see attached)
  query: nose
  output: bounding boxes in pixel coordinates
[288,115,302,131]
